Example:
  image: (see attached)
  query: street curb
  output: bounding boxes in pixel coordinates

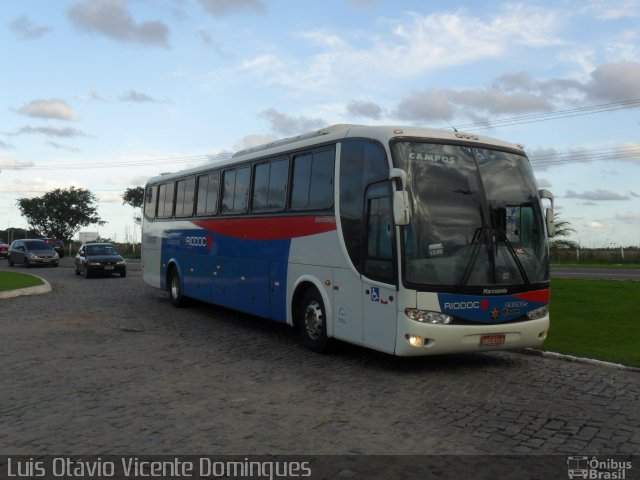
[0,275,51,299]
[517,348,640,373]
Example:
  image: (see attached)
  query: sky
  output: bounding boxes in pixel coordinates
[1,0,639,247]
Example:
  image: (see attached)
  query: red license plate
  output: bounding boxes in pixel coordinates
[480,334,506,346]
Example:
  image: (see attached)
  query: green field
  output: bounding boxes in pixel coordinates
[543,279,640,368]
[0,271,45,292]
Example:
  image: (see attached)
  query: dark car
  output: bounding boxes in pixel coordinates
[75,242,126,278]
[42,238,65,258]
[0,241,8,258]
[8,239,59,267]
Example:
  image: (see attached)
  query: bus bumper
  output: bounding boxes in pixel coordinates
[394,313,550,357]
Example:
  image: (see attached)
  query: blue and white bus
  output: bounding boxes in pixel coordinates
[142,125,555,356]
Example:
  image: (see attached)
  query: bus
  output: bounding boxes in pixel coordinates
[142,124,555,356]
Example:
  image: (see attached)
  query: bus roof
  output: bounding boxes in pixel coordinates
[145,124,525,185]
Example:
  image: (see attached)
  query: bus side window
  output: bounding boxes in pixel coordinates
[364,183,395,284]
[144,185,157,219]
[197,172,220,216]
[222,167,250,214]
[253,158,289,212]
[175,179,187,217]
[291,149,334,210]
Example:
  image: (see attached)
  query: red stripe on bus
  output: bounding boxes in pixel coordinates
[514,289,550,303]
[193,215,337,240]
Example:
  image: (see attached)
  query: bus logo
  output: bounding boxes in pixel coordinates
[185,236,207,247]
[567,456,589,479]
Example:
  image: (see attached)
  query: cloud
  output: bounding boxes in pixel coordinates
[17,99,79,121]
[233,134,277,151]
[565,189,630,201]
[0,140,13,150]
[68,0,169,48]
[46,141,81,152]
[394,89,455,121]
[259,108,326,136]
[199,0,267,17]
[348,0,376,6]
[535,178,552,188]
[615,213,640,223]
[584,220,606,229]
[15,125,89,138]
[446,87,554,115]
[584,62,640,102]
[581,1,640,20]
[9,15,53,39]
[391,60,640,124]
[0,157,35,170]
[346,100,383,120]
[119,90,164,103]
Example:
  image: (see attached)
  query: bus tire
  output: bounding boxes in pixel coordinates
[299,288,331,353]
[168,269,187,308]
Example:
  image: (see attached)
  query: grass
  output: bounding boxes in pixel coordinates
[542,279,640,368]
[0,271,45,292]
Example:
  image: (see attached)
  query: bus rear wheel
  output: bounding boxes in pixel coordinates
[299,288,331,353]
[169,269,187,308]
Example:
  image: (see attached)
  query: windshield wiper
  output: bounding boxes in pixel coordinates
[493,226,530,285]
[455,226,488,288]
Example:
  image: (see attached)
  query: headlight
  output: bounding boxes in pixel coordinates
[527,306,549,320]
[117,260,126,265]
[28,253,37,258]
[405,308,453,325]
[89,262,101,266]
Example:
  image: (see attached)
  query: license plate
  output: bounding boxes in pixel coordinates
[480,334,506,346]
[104,265,114,270]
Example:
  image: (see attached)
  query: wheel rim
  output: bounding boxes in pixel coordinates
[171,275,180,300]
[303,300,324,340]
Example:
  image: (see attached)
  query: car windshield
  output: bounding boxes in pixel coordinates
[86,245,118,255]
[25,241,52,250]
[392,141,549,288]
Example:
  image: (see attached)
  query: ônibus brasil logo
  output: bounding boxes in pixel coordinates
[567,456,632,479]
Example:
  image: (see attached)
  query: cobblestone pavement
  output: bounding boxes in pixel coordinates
[1,258,639,456]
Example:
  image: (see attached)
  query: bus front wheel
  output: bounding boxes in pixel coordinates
[169,269,187,308]
[299,288,331,353]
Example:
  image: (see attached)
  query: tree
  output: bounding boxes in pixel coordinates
[122,186,144,225]
[16,187,105,242]
[550,213,578,249]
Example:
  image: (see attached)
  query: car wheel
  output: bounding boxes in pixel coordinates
[8,257,14,267]
[23,257,30,268]
[75,264,80,275]
[84,265,91,279]
[299,287,331,353]
[168,269,187,307]
[120,270,127,278]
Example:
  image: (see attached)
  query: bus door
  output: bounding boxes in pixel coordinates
[361,184,397,353]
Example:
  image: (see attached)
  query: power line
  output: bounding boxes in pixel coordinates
[3,152,233,171]
[452,98,640,131]
[530,144,640,167]
[1,99,638,172]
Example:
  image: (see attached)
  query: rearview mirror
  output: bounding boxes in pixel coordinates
[545,208,556,237]
[539,189,555,237]
[393,191,411,226]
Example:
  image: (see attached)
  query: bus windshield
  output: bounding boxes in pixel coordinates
[392,141,549,288]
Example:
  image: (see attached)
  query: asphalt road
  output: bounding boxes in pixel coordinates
[1,258,639,465]
[551,267,640,280]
